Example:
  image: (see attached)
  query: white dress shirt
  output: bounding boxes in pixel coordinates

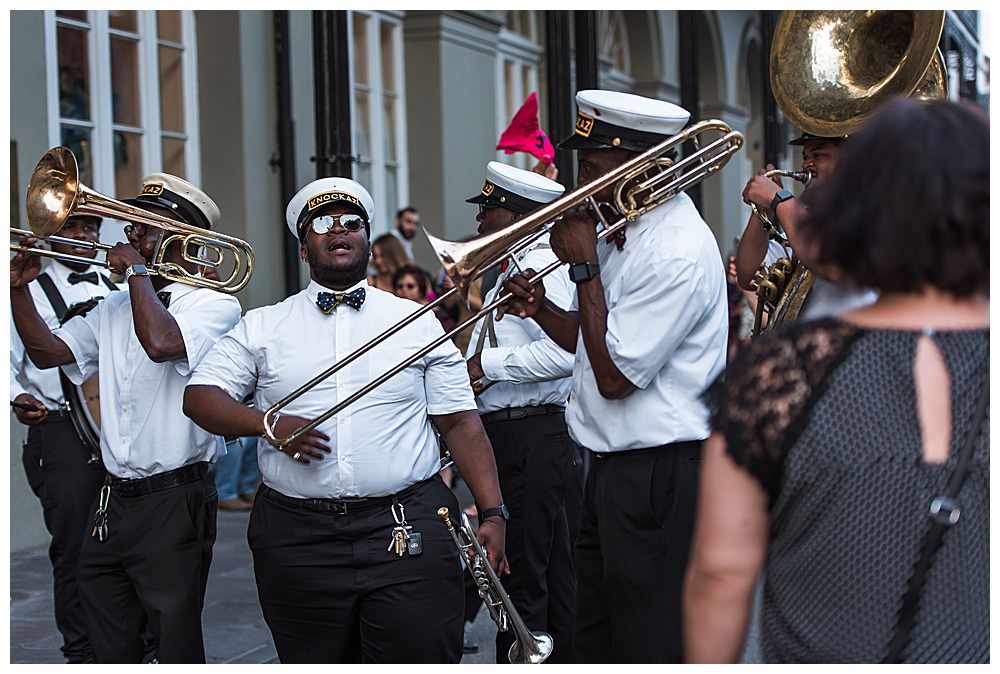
[54,282,241,478]
[566,192,729,452]
[465,235,574,414]
[10,261,123,408]
[188,279,477,499]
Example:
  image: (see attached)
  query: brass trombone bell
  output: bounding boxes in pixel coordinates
[15,147,254,294]
[770,10,946,138]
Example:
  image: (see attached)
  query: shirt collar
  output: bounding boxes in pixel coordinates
[159,280,200,303]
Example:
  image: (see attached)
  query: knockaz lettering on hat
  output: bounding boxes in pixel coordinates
[306,191,364,213]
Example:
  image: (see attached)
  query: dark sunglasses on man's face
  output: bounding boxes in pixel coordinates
[309,214,367,234]
[478,204,497,216]
[123,223,147,238]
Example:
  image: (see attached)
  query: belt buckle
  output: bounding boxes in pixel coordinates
[508,408,529,421]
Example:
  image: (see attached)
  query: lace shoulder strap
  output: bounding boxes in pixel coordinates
[704,318,862,503]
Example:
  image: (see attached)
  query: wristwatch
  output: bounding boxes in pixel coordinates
[123,264,150,283]
[770,189,794,215]
[478,504,510,525]
[568,261,600,284]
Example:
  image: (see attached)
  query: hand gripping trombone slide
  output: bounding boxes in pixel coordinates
[437,507,552,664]
[261,120,744,449]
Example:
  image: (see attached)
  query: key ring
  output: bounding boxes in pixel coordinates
[391,501,406,525]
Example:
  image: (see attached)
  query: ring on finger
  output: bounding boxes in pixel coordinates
[292,451,302,461]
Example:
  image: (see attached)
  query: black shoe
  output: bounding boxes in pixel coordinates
[463,640,479,654]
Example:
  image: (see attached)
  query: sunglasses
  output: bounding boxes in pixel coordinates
[478,204,497,216]
[123,223,148,238]
[395,282,419,290]
[309,214,368,234]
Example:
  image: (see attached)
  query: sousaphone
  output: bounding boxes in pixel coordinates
[753,10,947,334]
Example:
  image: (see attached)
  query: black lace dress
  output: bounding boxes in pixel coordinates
[705,318,989,663]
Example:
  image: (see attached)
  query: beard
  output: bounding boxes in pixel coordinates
[306,241,371,289]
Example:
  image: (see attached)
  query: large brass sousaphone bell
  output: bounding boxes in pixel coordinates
[770,10,947,138]
[753,10,947,335]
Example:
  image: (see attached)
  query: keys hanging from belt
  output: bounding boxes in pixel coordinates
[386,499,422,557]
[91,479,111,543]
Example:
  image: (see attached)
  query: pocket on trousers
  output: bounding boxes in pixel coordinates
[646,452,676,530]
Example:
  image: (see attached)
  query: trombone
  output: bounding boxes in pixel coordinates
[11,147,254,294]
[262,119,744,449]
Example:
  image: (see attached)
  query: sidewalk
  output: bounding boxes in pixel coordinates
[10,508,499,664]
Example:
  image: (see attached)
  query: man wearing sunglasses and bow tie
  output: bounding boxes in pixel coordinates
[9,213,121,663]
[184,177,507,664]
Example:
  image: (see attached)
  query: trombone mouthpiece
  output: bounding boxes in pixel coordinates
[437,507,450,520]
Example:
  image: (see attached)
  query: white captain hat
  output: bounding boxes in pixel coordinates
[559,90,691,152]
[465,161,565,214]
[124,173,221,231]
[285,177,376,240]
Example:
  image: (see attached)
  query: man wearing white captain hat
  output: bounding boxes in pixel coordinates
[11,173,242,662]
[464,162,580,663]
[500,90,729,662]
[184,176,508,663]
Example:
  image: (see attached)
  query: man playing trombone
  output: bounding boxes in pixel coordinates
[10,173,242,663]
[499,90,730,662]
[183,177,507,664]
[464,161,579,663]
[9,213,121,663]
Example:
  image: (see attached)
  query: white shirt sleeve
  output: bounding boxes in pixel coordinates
[172,292,243,376]
[479,260,575,384]
[53,300,104,386]
[187,317,259,402]
[10,320,27,401]
[605,255,711,390]
[421,315,477,416]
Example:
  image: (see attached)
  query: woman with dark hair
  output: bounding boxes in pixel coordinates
[369,233,410,292]
[393,264,457,332]
[684,98,988,664]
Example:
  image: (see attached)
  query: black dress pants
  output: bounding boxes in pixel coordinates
[249,476,464,664]
[21,415,107,663]
[76,472,217,663]
[483,411,579,664]
[573,442,701,663]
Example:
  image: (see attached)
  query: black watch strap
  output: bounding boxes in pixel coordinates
[478,504,510,524]
[770,189,794,214]
[568,261,600,284]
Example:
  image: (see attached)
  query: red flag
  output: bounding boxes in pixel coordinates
[496,93,555,164]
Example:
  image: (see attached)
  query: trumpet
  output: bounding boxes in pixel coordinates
[748,169,810,240]
[438,507,553,664]
[261,119,743,449]
[11,147,254,294]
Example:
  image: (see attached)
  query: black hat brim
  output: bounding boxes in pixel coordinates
[557,132,613,151]
[789,133,845,146]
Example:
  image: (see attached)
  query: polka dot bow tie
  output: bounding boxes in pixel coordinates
[316,287,366,314]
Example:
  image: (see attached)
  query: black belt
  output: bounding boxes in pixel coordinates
[480,404,565,425]
[261,475,437,516]
[37,408,72,423]
[109,461,210,497]
[591,440,701,459]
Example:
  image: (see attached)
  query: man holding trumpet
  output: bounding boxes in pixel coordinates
[183,177,507,663]
[10,173,241,663]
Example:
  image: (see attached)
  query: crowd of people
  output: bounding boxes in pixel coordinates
[10,87,988,665]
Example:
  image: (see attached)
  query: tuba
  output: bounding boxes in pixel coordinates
[753,10,946,334]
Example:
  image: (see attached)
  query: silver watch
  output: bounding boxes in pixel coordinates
[123,264,149,283]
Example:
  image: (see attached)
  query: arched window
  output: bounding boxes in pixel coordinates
[597,11,633,91]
